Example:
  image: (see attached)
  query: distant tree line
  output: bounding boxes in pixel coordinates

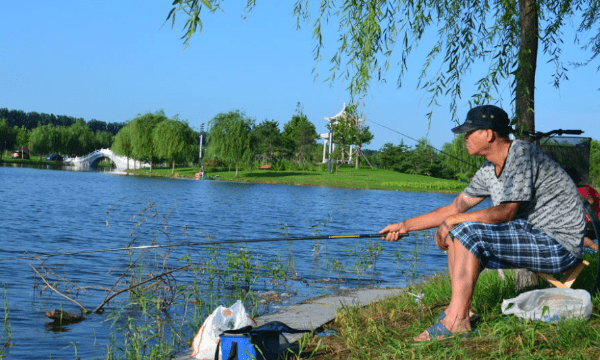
[110,108,323,177]
[4,106,597,185]
[204,105,326,176]
[0,118,115,159]
[371,136,485,180]
[204,103,377,177]
[0,107,126,160]
[0,108,124,135]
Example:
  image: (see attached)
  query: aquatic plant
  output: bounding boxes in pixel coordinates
[1,285,11,356]
[23,202,429,358]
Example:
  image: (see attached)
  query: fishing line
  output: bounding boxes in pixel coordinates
[362,93,480,170]
[368,118,480,170]
[0,233,408,262]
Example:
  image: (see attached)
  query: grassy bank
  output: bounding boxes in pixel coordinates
[296,254,600,359]
[129,165,469,193]
[2,155,467,192]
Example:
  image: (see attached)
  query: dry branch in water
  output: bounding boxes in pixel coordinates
[29,263,89,313]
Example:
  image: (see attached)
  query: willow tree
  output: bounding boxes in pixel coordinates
[29,124,58,160]
[167,1,600,289]
[152,118,197,174]
[112,123,134,170]
[130,111,168,172]
[207,110,255,177]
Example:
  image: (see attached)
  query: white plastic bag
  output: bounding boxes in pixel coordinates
[191,300,257,359]
[501,288,592,323]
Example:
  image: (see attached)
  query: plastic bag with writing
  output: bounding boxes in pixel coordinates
[501,288,592,323]
[191,300,257,359]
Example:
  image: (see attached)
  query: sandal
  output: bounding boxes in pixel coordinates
[432,310,479,326]
[432,310,446,324]
[416,320,478,342]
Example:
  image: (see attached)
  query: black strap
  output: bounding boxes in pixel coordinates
[213,341,220,360]
[214,340,240,360]
[227,342,238,360]
[250,321,311,335]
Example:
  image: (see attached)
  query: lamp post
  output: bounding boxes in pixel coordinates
[199,123,204,167]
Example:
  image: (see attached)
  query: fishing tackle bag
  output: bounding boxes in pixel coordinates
[215,321,310,360]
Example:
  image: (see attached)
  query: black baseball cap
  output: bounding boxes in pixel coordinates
[451,105,512,134]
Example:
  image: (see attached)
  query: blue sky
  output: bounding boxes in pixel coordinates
[1,1,598,151]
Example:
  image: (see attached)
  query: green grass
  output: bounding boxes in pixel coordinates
[131,165,469,193]
[294,253,600,359]
[1,155,467,193]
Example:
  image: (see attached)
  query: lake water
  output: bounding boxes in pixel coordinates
[0,165,463,359]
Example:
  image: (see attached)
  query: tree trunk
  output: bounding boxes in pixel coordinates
[514,0,539,292]
[355,145,360,169]
[515,0,538,138]
[515,268,539,292]
[172,160,175,175]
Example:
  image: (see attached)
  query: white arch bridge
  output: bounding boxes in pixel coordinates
[63,149,149,171]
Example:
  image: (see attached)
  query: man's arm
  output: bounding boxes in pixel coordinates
[380,193,485,241]
[443,201,520,229]
[434,201,520,251]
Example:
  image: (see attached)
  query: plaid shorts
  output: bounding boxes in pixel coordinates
[449,219,580,274]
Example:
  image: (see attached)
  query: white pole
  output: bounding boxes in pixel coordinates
[199,123,204,166]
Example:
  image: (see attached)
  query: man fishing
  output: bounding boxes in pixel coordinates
[380,105,586,341]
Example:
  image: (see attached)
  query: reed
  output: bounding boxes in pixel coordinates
[1,286,11,357]
[99,212,427,358]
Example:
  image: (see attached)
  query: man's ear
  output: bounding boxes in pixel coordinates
[485,129,495,142]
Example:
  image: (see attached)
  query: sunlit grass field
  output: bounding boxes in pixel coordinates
[132,165,469,193]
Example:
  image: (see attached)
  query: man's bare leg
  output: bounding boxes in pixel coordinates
[415,238,480,341]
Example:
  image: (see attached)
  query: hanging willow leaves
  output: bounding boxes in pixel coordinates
[167,0,600,129]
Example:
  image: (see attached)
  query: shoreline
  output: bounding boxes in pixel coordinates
[121,167,468,194]
[1,159,468,193]
[172,287,407,360]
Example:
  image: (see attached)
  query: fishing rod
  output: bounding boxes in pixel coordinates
[1,233,409,262]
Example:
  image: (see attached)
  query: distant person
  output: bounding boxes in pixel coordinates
[579,185,600,251]
[380,105,585,341]
[200,166,205,178]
